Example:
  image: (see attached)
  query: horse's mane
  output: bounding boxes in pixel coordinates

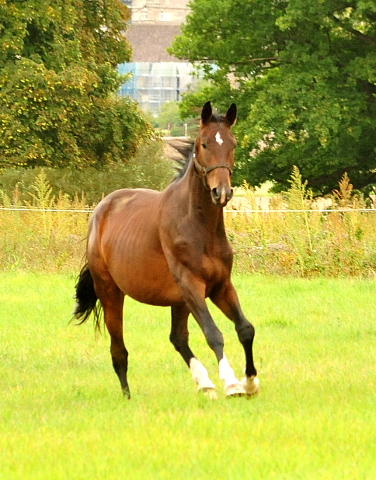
[172,147,194,182]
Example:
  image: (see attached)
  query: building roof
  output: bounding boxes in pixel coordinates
[126,24,183,62]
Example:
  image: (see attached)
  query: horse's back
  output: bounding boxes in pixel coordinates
[92,187,160,216]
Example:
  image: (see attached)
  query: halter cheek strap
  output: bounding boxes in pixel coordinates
[192,153,233,189]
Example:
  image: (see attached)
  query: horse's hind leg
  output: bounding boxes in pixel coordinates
[95,277,130,398]
[170,304,216,397]
[210,281,259,397]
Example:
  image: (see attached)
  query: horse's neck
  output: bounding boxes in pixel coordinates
[185,164,225,233]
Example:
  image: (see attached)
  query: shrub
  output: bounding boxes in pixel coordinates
[0,139,174,205]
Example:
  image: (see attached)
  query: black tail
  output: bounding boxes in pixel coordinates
[72,263,102,330]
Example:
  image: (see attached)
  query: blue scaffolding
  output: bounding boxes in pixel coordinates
[118,62,198,116]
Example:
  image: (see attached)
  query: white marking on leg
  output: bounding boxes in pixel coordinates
[189,358,215,391]
[215,132,223,145]
[219,355,242,390]
[241,375,260,396]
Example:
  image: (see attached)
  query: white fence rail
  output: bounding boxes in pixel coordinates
[1,206,375,214]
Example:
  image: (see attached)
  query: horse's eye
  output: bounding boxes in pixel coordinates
[202,143,207,149]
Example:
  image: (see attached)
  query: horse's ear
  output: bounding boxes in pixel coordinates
[225,103,237,126]
[201,101,212,125]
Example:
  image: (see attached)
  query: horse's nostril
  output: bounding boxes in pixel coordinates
[211,186,232,206]
[212,187,226,203]
[211,187,221,201]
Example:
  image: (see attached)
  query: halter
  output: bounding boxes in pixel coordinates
[192,153,233,189]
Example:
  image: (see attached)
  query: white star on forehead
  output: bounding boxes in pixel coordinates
[215,132,223,145]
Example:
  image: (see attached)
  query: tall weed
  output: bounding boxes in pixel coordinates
[1,166,376,276]
[0,170,88,271]
[226,169,376,277]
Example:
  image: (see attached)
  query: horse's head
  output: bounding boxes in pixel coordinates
[194,101,237,207]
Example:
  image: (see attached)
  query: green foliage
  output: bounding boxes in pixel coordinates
[0,0,131,81]
[152,101,186,136]
[0,0,152,169]
[0,140,174,205]
[171,0,376,194]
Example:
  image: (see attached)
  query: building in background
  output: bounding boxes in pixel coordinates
[128,0,188,24]
[118,0,199,116]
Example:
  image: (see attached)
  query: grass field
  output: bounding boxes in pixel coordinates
[1,273,376,479]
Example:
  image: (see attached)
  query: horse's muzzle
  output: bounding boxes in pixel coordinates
[211,186,233,207]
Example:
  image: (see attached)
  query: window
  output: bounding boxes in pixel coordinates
[159,11,171,21]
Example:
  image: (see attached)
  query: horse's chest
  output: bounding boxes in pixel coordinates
[201,253,229,283]
[172,235,231,281]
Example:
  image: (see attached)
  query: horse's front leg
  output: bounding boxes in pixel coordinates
[210,281,260,397]
[176,272,245,397]
[170,303,216,397]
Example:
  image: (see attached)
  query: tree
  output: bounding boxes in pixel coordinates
[152,101,186,136]
[170,0,376,194]
[0,0,151,169]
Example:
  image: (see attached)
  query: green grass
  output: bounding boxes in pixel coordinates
[1,273,376,479]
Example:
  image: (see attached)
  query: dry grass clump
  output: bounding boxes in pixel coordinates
[0,170,89,271]
[1,167,376,276]
[226,168,376,277]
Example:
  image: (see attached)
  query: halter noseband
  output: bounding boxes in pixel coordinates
[192,153,233,189]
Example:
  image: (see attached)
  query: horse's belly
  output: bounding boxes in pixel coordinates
[109,251,182,306]
[123,273,182,306]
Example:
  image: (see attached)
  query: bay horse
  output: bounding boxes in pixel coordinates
[73,101,259,399]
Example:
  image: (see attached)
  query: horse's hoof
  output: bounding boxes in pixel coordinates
[225,382,246,397]
[122,386,131,399]
[199,387,218,400]
[241,376,260,397]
